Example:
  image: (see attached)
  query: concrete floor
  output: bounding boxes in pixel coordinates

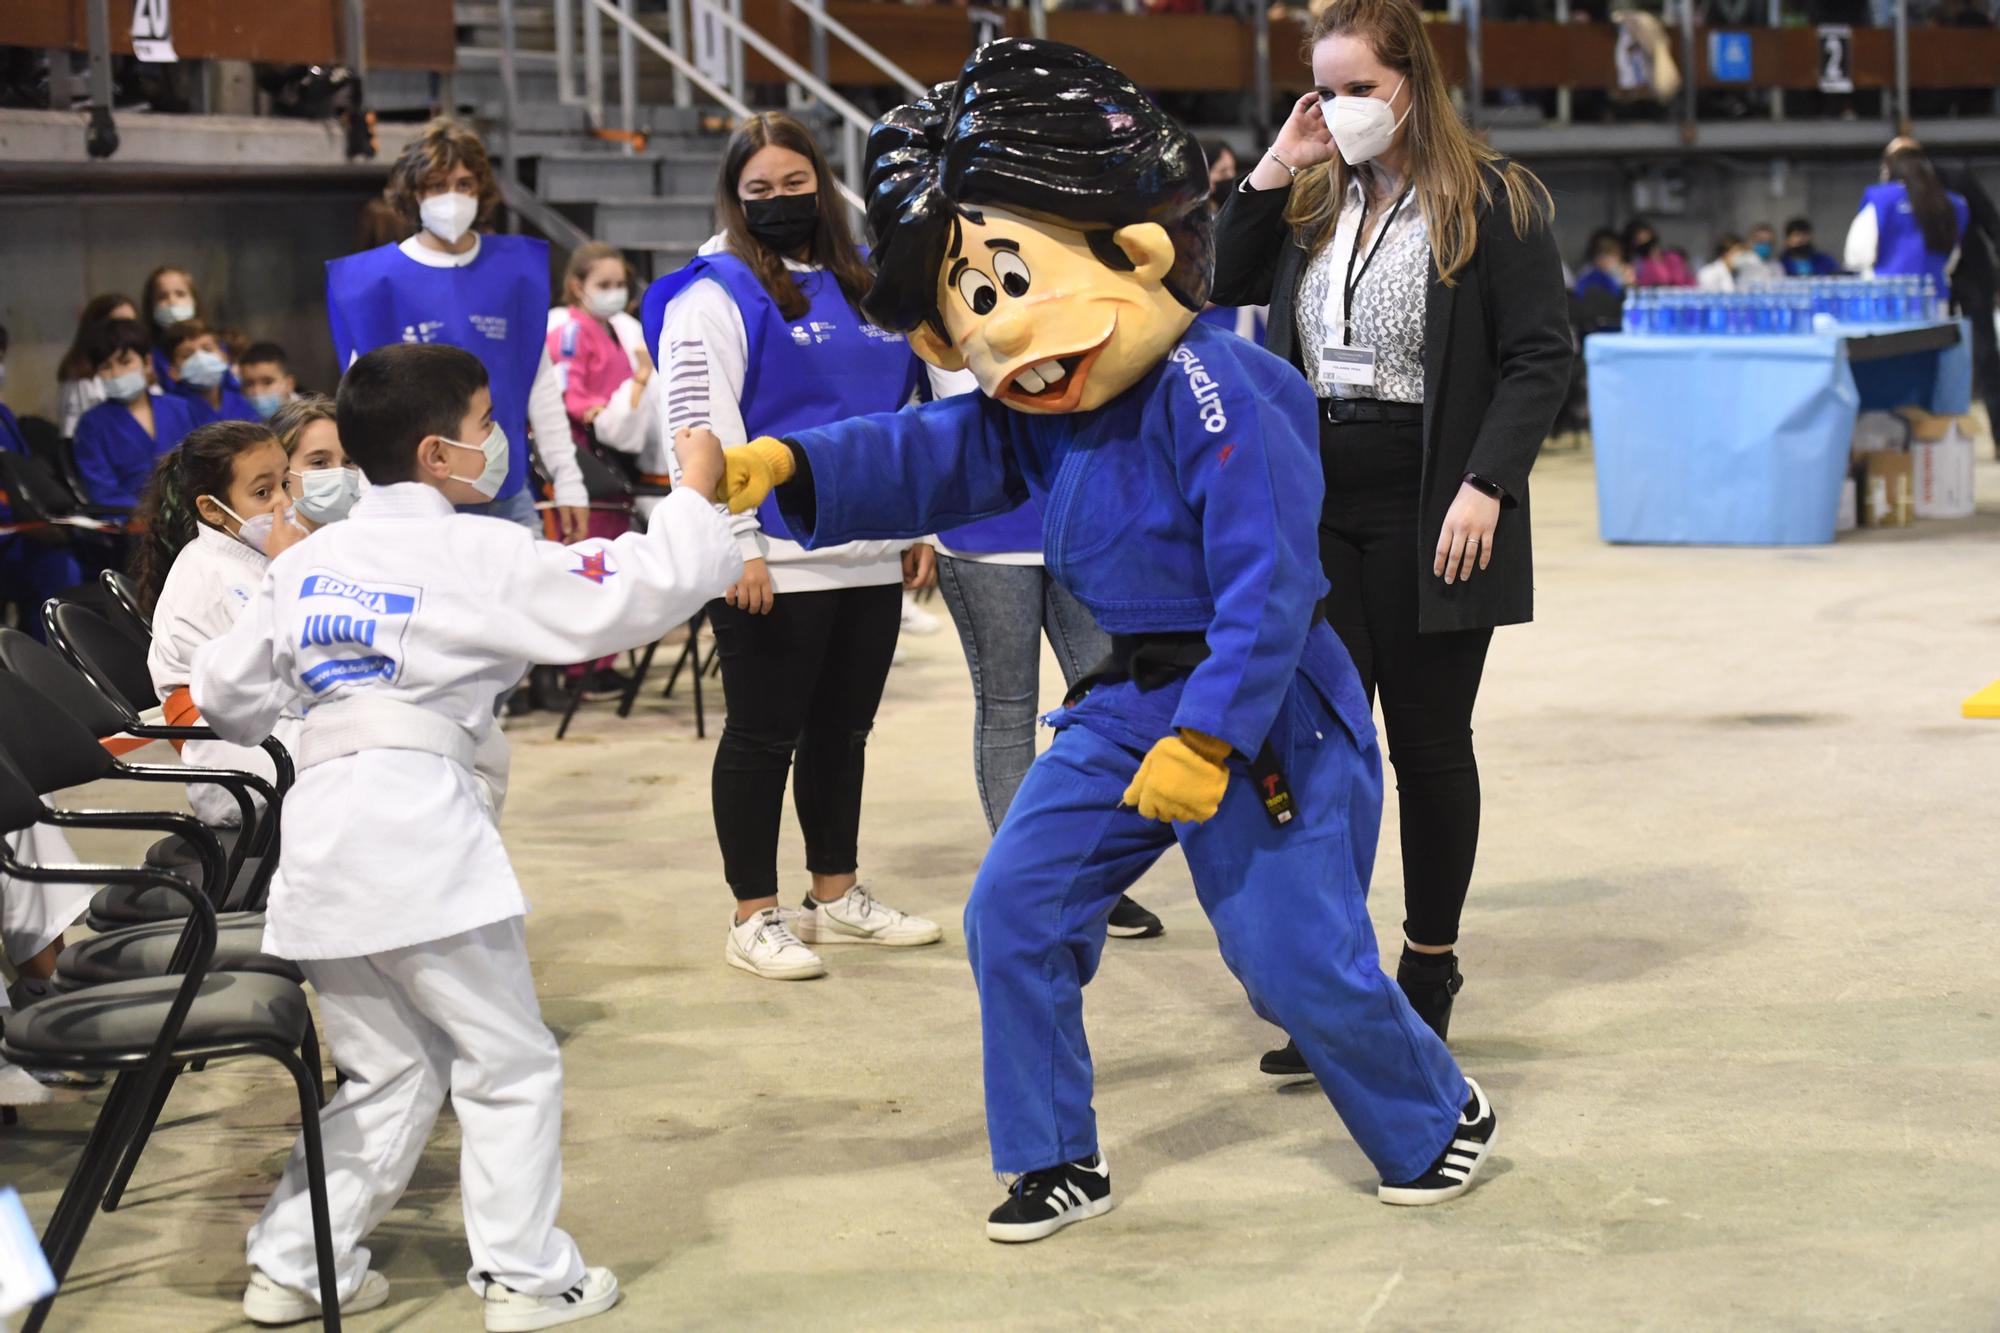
[5,447,2000,1331]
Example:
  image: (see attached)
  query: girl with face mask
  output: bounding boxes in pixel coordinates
[70,318,210,509]
[129,419,309,829]
[271,395,364,530]
[324,117,593,551]
[1213,0,1570,1068]
[143,265,206,385]
[55,293,140,437]
[638,111,950,980]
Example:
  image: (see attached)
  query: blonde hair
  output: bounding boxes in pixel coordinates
[562,241,631,309]
[1287,0,1553,285]
[270,394,337,457]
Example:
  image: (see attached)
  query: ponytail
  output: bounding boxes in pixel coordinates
[126,419,279,613]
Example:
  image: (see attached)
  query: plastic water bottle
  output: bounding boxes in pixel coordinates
[1922,274,1939,321]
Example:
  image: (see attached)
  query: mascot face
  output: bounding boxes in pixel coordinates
[913,207,1196,415]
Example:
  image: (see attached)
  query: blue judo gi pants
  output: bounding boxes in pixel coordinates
[963,680,1468,1186]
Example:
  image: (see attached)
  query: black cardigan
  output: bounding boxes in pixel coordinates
[1211,169,1571,633]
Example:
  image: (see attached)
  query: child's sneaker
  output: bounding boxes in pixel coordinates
[986,1152,1115,1243]
[482,1267,620,1331]
[1105,895,1163,939]
[242,1267,389,1325]
[794,884,942,947]
[1377,1076,1497,1206]
[725,907,826,980]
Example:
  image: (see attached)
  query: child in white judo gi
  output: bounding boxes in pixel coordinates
[192,342,742,1329]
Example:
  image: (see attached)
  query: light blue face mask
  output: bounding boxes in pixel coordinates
[248,392,286,420]
[101,368,149,402]
[179,348,230,388]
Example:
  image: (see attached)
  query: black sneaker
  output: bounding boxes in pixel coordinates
[1377,1077,1497,1206]
[579,667,634,702]
[1105,896,1163,940]
[1258,1037,1312,1079]
[986,1152,1115,1242]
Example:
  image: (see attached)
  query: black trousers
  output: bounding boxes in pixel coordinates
[709,581,902,901]
[1317,416,1492,948]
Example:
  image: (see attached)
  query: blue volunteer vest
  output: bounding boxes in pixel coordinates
[326,236,549,501]
[643,252,920,540]
[1863,182,1970,294]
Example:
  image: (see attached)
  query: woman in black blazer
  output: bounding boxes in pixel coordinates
[1213,0,1570,1070]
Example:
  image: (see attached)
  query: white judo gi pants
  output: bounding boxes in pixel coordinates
[1,824,94,976]
[246,916,586,1301]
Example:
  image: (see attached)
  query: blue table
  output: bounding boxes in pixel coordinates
[1585,320,1972,545]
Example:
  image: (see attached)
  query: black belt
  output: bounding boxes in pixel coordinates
[1065,619,1321,830]
[1321,397,1423,425]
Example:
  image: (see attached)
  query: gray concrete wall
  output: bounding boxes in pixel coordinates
[0,191,376,425]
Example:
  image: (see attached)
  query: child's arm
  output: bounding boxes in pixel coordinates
[189,574,292,747]
[70,414,126,508]
[720,393,1026,546]
[465,433,741,665]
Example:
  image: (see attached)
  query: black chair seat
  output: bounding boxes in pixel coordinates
[53,914,300,990]
[146,828,239,869]
[1,972,309,1060]
[87,856,264,928]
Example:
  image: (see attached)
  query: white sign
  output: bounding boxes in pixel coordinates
[690,0,733,91]
[1817,24,1853,94]
[132,0,179,63]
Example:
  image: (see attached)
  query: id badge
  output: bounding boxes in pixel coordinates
[1320,344,1377,389]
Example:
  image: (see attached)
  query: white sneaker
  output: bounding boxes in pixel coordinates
[242,1267,389,1325]
[793,884,942,947]
[483,1266,620,1331]
[900,594,943,635]
[725,907,827,980]
[0,1061,52,1107]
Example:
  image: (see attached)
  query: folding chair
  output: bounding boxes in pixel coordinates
[98,568,151,637]
[0,756,340,1332]
[0,624,282,919]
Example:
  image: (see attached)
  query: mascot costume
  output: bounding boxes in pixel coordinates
[715,39,1498,1241]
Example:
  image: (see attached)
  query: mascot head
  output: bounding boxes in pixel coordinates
[861,39,1212,415]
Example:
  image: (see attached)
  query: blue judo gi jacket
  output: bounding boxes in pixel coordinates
[777,320,1373,766]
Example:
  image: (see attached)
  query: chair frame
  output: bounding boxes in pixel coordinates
[0,827,340,1332]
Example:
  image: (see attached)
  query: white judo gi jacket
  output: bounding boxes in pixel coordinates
[147,523,299,827]
[192,482,740,960]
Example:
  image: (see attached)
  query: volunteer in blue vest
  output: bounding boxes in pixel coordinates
[326,118,589,538]
[1845,139,1969,300]
[642,112,943,981]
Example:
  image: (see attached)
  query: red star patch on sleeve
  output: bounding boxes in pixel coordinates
[573,550,615,584]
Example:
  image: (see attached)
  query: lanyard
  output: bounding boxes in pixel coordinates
[1340,186,1411,346]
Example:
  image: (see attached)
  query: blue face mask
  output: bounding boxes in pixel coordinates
[179,349,229,388]
[248,392,286,420]
[101,368,149,402]
[1753,241,1774,261]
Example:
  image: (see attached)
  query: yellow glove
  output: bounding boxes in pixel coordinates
[717,437,796,515]
[1121,729,1233,824]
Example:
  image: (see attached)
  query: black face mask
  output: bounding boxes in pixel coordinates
[1209,176,1236,207]
[744,194,819,255]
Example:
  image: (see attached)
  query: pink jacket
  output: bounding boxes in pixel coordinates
[546,308,649,454]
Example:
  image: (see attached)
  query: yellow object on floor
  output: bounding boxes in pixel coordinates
[1963,679,2000,718]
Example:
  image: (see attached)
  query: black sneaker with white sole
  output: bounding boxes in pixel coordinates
[1259,1037,1311,1078]
[1105,895,1163,939]
[986,1152,1115,1242]
[1378,1076,1497,1205]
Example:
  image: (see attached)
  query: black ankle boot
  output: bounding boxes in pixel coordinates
[1397,952,1464,1042]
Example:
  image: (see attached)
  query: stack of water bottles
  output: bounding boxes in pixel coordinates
[1621,276,1943,336]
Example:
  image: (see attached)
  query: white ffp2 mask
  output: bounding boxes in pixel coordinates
[1323,77,1409,167]
[419,191,479,245]
[585,286,630,319]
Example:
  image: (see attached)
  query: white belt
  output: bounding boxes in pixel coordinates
[296,698,478,773]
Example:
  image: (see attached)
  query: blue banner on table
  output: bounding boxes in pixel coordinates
[1709,31,1752,83]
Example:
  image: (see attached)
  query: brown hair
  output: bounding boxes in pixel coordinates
[716,112,873,321]
[270,394,338,457]
[159,319,215,364]
[58,293,139,381]
[1286,0,1553,284]
[142,266,202,343]
[562,241,632,309]
[1883,143,1960,255]
[385,118,501,232]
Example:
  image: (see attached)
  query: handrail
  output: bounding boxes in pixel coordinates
[784,0,926,99]
[498,171,595,253]
[582,0,867,214]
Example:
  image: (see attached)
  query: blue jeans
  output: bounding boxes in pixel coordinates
[964,695,1466,1181]
[458,487,541,532]
[935,556,1109,833]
